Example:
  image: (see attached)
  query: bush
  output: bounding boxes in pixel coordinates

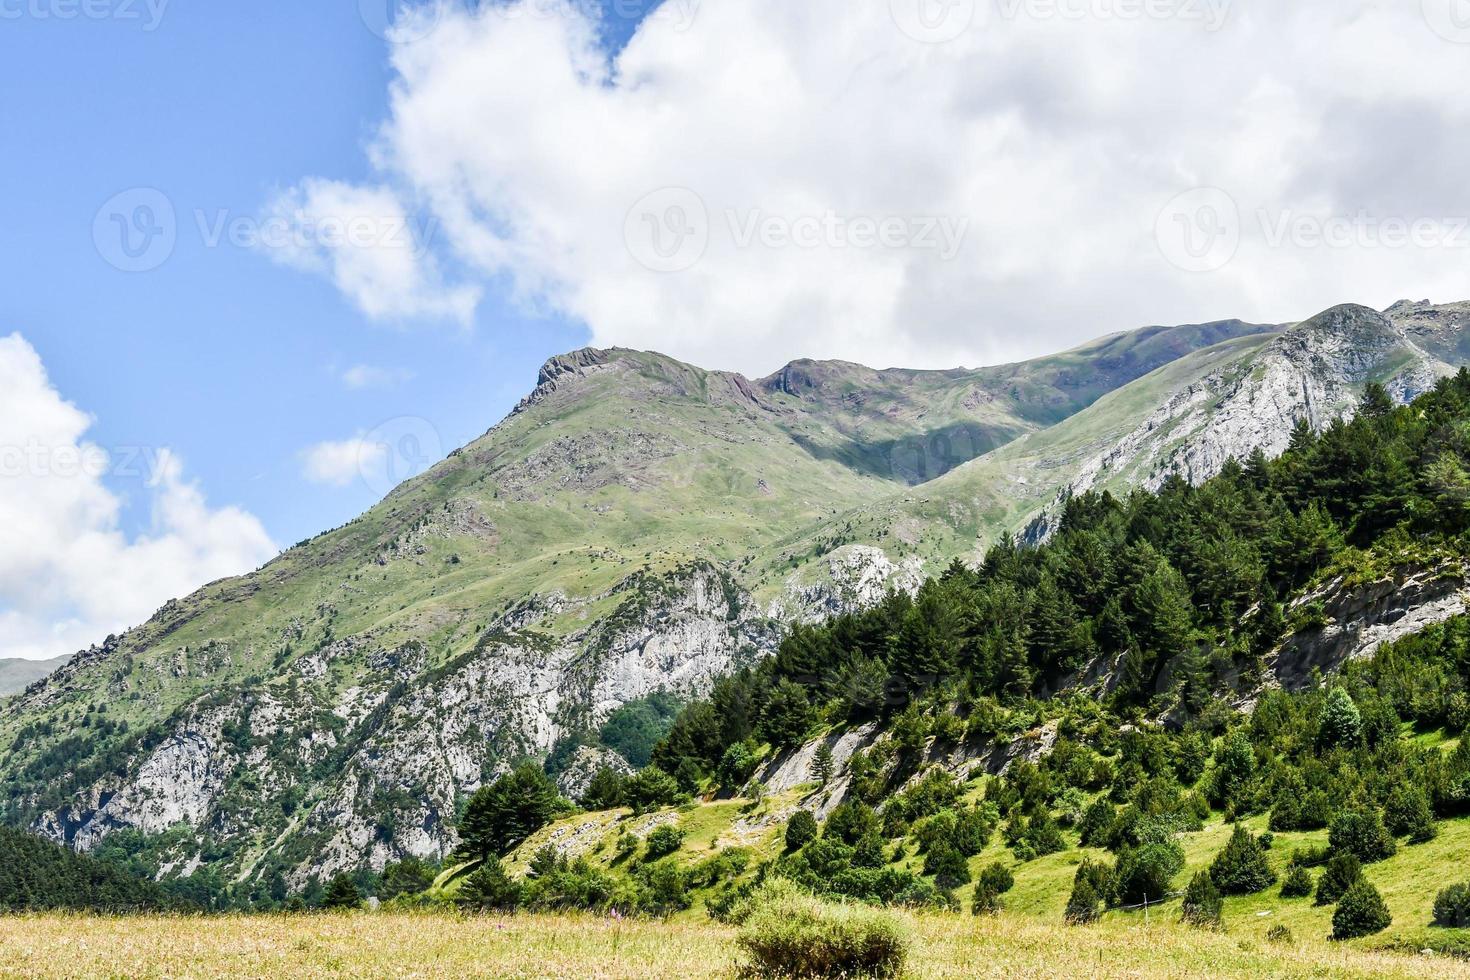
[1280,864,1314,899]
[457,857,523,912]
[1383,784,1437,844]
[971,862,1015,917]
[1077,798,1115,847]
[923,844,971,890]
[1065,874,1102,926]
[1332,881,1392,940]
[1181,871,1223,929]
[321,874,362,910]
[1329,808,1396,864]
[644,824,685,860]
[787,810,819,852]
[1266,924,1293,944]
[1315,853,1362,907]
[1113,840,1184,906]
[1433,882,1470,927]
[625,767,682,814]
[736,881,910,978]
[1209,825,1277,895]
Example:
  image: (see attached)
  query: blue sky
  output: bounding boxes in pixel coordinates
[0,2,657,550]
[4,1,1468,660]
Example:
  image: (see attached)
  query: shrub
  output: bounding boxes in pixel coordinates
[580,768,626,811]
[1065,874,1102,926]
[1280,864,1314,899]
[1329,809,1396,864]
[1181,871,1223,929]
[1332,881,1392,940]
[1318,687,1362,749]
[1383,784,1437,844]
[625,767,682,814]
[1077,798,1115,847]
[737,881,910,978]
[1315,853,1362,907]
[1209,825,1277,895]
[971,862,1014,917]
[786,810,820,852]
[1433,882,1470,927]
[1266,924,1293,944]
[644,824,685,860]
[457,857,523,912]
[923,844,971,890]
[1113,840,1184,906]
[321,874,362,910]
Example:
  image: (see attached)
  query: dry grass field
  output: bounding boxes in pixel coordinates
[1,910,1466,979]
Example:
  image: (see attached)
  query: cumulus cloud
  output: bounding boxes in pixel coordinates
[300,437,388,487]
[261,178,480,325]
[0,335,277,661]
[284,0,1470,375]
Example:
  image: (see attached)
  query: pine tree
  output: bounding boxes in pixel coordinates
[1332,881,1392,940]
[1315,853,1361,906]
[1318,687,1362,749]
[321,874,362,910]
[1181,871,1223,929]
[813,743,835,785]
[1065,874,1102,926]
[1209,825,1277,895]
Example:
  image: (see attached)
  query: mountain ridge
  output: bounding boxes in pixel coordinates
[1,299,1463,892]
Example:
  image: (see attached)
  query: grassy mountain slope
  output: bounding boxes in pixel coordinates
[0,656,67,697]
[0,317,1270,891]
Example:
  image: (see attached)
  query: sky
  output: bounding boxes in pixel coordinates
[2,0,1470,659]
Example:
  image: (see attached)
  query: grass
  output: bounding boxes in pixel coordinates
[3,908,1467,979]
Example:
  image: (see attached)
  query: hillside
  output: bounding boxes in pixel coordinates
[0,656,67,697]
[0,302,1465,895]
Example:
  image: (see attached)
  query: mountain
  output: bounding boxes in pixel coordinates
[0,301,1465,892]
[0,656,68,697]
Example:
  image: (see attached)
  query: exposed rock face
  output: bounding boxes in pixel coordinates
[772,546,926,623]
[1270,564,1470,691]
[554,746,634,802]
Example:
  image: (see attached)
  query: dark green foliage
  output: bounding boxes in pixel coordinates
[1315,853,1362,906]
[625,766,683,814]
[1329,809,1396,864]
[1181,871,1223,929]
[322,874,362,909]
[1077,797,1116,847]
[581,768,627,811]
[1318,687,1362,750]
[1113,835,1184,907]
[825,801,881,846]
[814,744,835,785]
[1332,881,1392,940]
[923,844,970,890]
[644,824,685,860]
[379,856,435,900]
[457,857,523,912]
[1383,783,1437,844]
[0,826,176,912]
[717,741,760,793]
[1280,864,1314,899]
[971,861,1016,916]
[786,810,819,852]
[1065,861,1108,925]
[598,692,682,768]
[759,680,818,749]
[458,764,567,859]
[1209,825,1277,895]
[1433,883,1470,927]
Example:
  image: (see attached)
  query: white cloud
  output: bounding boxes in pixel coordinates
[286,0,1470,375]
[0,335,277,661]
[300,438,387,487]
[261,178,480,325]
